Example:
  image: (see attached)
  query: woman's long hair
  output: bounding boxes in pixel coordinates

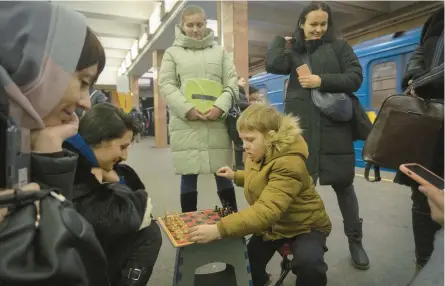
[292,2,337,52]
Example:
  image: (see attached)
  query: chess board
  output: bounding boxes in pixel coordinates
[158,209,222,248]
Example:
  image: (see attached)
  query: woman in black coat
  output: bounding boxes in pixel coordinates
[63,103,162,286]
[266,1,369,270]
[397,7,444,271]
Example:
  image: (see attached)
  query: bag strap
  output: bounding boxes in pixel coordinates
[224,85,238,107]
[0,189,53,207]
[364,163,381,182]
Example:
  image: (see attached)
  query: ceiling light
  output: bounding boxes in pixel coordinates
[165,0,177,13]
[125,53,131,68]
[139,33,148,49]
[131,40,138,59]
[149,5,161,34]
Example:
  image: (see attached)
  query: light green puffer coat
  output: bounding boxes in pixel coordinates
[158,26,239,175]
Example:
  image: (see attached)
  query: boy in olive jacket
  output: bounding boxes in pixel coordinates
[189,104,332,286]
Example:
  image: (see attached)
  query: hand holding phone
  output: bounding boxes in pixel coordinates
[399,163,444,191]
[419,185,444,225]
[296,64,312,77]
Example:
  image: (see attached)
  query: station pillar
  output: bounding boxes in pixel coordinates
[130,76,140,111]
[217,0,249,165]
[153,49,169,148]
[217,0,249,95]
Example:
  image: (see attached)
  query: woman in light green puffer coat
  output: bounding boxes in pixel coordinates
[158,5,239,213]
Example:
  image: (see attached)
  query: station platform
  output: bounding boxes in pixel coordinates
[128,138,416,286]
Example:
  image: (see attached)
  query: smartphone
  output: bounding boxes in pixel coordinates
[0,109,30,189]
[296,64,312,77]
[399,163,444,191]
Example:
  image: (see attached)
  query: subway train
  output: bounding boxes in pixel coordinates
[249,27,422,168]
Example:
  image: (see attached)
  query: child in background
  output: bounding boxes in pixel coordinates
[188,104,332,286]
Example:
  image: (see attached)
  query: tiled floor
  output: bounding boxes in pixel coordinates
[128,138,416,286]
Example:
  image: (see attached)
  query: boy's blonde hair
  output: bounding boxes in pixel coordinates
[237,104,302,153]
[180,5,207,25]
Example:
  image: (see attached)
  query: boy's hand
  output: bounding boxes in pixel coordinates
[216,166,235,180]
[419,185,444,226]
[188,224,221,243]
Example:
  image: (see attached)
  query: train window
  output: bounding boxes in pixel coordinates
[371,61,397,110]
[283,79,289,101]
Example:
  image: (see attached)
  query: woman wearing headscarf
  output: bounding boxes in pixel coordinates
[266,1,369,270]
[159,5,239,213]
[0,2,108,285]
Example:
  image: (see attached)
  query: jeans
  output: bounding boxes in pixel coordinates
[411,185,442,267]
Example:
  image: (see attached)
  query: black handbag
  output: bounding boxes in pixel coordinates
[0,188,109,286]
[301,53,353,122]
[225,86,250,147]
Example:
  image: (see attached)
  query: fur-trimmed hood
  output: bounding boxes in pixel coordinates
[264,116,308,164]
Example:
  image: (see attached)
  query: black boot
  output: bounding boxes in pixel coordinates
[217,188,238,212]
[180,192,198,212]
[344,219,370,270]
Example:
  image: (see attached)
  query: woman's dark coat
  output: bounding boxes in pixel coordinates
[266,36,363,186]
[62,140,150,282]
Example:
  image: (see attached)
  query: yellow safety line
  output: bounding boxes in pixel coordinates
[355,173,394,183]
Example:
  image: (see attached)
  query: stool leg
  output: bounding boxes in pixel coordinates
[173,247,195,286]
[274,255,292,286]
[235,239,253,286]
[274,269,291,286]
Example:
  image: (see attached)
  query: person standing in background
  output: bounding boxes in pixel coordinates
[396,7,444,272]
[266,2,370,270]
[158,5,239,213]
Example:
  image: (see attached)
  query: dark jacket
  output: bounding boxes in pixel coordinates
[396,8,444,186]
[229,85,255,151]
[30,150,109,285]
[402,8,444,98]
[62,136,151,281]
[266,36,363,186]
[31,150,78,199]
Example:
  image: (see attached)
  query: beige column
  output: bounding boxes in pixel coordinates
[129,76,140,110]
[153,50,168,148]
[217,0,249,165]
[217,0,249,95]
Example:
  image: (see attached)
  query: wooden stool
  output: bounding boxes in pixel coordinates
[275,242,293,286]
[173,237,252,286]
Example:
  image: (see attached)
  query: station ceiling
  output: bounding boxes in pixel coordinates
[55,1,443,86]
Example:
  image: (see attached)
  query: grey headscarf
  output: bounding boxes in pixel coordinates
[0,2,87,129]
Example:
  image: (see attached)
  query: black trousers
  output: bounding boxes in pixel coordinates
[107,221,162,285]
[248,231,328,286]
[411,186,442,267]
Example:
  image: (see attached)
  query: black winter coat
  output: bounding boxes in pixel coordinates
[266,36,363,186]
[30,150,110,285]
[63,142,150,282]
[395,8,444,186]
